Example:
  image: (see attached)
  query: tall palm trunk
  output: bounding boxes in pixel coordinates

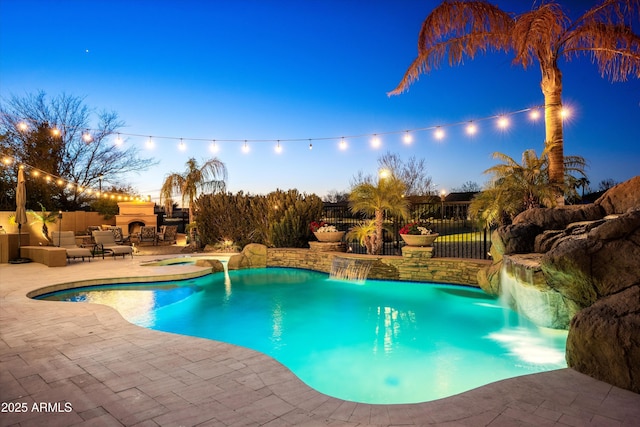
[541,62,565,200]
[373,210,384,255]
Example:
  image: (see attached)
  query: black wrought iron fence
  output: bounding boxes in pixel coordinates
[321,201,492,259]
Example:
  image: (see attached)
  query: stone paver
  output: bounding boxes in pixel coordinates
[1,254,639,426]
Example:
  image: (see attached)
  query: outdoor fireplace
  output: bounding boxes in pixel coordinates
[115,201,157,237]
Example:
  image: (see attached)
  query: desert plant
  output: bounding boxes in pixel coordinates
[27,203,58,243]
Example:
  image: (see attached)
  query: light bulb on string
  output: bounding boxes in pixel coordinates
[210,140,219,153]
[529,109,541,121]
[339,137,347,150]
[82,130,93,143]
[371,134,381,148]
[114,133,123,146]
[308,139,313,150]
[434,127,445,140]
[497,116,509,129]
[17,122,28,132]
[466,122,477,136]
[51,127,61,137]
[178,138,186,151]
[275,140,282,154]
[403,131,412,144]
[146,136,154,149]
[242,140,250,153]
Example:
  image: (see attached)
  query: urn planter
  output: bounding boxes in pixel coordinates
[400,233,439,247]
[313,231,345,242]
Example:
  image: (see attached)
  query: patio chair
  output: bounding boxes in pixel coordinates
[107,226,131,245]
[157,225,178,244]
[93,230,134,259]
[52,231,94,262]
[138,226,158,246]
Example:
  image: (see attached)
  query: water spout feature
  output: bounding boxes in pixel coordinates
[330,256,373,282]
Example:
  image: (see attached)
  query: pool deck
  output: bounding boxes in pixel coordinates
[1,254,639,426]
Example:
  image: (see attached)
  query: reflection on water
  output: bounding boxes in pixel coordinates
[36,269,567,404]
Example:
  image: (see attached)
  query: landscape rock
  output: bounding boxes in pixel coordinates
[513,204,604,230]
[194,258,225,273]
[566,285,640,393]
[595,175,640,215]
[228,243,267,270]
[542,209,640,308]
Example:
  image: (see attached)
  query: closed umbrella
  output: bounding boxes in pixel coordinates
[10,166,31,263]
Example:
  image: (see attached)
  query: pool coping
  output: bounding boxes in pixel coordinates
[1,256,639,426]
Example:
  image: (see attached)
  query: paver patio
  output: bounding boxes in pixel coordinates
[1,254,639,426]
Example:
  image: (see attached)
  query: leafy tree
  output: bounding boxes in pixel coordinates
[348,175,410,254]
[470,144,587,226]
[160,157,227,224]
[0,91,154,211]
[389,0,639,193]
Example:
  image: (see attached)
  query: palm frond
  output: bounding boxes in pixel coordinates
[389,0,513,95]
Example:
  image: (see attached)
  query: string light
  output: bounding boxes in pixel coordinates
[82,130,93,143]
[275,140,283,154]
[51,127,61,137]
[371,134,381,148]
[466,122,477,136]
[0,153,139,201]
[210,140,219,153]
[3,105,545,153]
[497,116,509,129]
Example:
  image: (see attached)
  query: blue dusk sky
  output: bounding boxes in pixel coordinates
[1,0,638,203]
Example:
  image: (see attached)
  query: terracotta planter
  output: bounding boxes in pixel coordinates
[400,233,439,247]
[313,231,345,242]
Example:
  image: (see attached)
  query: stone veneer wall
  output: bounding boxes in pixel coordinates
[266,248,490,287]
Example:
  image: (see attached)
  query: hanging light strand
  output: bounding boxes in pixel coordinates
[2,105,546,149]
[0,153,141,201]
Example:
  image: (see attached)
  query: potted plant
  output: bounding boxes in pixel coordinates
[310,221,344,242]
[399,221,439,247]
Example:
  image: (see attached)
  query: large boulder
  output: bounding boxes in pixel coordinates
[541,209,640,308]
[595,176,640,215]
[566,285,640,393]
[228,243,267,270]
[513,204,604,230]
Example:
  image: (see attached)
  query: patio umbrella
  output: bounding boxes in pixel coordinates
[10,166,31,263]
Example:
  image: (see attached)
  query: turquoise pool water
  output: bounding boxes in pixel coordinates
[37,267,567,404]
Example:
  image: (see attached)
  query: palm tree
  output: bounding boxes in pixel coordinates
[348,174,410,255]
[27,203,58,243]
[389,0,639,192]
[470,144,587,225]
[160,158,227,224]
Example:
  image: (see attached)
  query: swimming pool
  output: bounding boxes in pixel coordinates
[36,267,567,404]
